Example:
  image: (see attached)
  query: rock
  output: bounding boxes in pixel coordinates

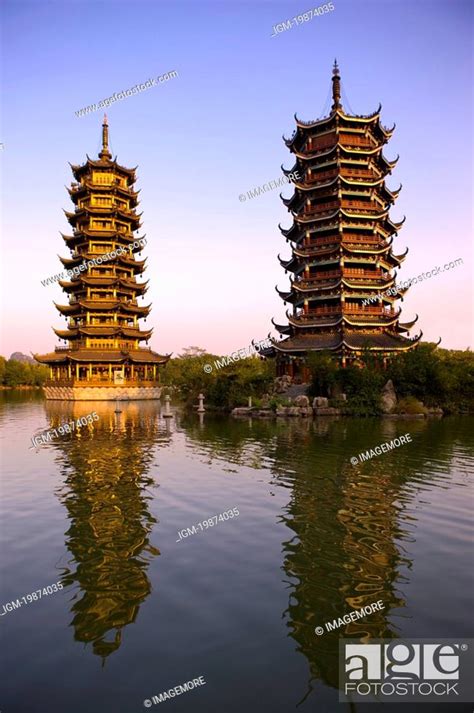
[255,409,273,418]
[261,393,271,408]
[231,407,253,416]
[299,407,313,417]
[380,380,397,413]
[312,396,329,408]
[286,407,301,416]
[340,393,347,402]
[274,375,292,393]
[276,406,288,417]
[313,406,340,416]
[293,394,309,407]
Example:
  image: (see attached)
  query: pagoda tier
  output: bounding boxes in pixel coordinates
[35,116,169,400]
[268,62,421,378]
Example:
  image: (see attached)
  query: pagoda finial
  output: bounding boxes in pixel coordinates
[331,59,342,111]
[99,114,112,160]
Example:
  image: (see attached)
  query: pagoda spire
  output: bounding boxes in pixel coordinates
[331,59,342,112]
[99,114,112,160]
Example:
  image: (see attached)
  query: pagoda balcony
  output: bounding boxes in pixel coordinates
[296,241,339,254]
[295,270,341,286]
[306,169,338,184]
[293,305,398,320]
[54,344,153,352]
[342,200,380,212]
[343,268,386,279]
[339,135,374,149]
[304,201,339,215]
[345,305,398,316]
[306,134,336,152]
[340,168,377,180]
[342,235,387,247]
[44,378,159,388]
[298,306,341,318]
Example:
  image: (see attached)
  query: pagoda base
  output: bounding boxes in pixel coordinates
[42,384,162,401]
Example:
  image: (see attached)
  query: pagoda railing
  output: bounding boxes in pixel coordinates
[45,379,159,388]
[304,202,339,215]
[294,305,398,319]
[342,200,380,211]
[306,135,336,151]
[339,136,374,149]
[341,168,376,180]
[54,344,152,352]
[306,169,338,184]
[343,269,385,278]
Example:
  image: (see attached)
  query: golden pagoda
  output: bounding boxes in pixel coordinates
[36,116,169,400]
[269,62,421,380]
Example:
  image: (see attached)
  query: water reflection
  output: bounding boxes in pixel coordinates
[180,414,471,698]
[44,401,171,661]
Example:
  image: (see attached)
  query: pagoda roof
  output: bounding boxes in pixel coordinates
[395,315,419,332]
[53,325,153,340]
[284,107,394,147]
[58,276,148,291]
[35,348,169,365]
[68,181,139,199]
[70,156,136,181]
[271,318,292,335]
[54,300,151,316]
[272,329,421,354]
[58,253,147,270]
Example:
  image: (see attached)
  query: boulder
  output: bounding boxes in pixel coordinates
[299,407,313,417]
[380,380,397,413]
[261,393,271,408]
[293,394,310,407]
[312,396,329,408]
[313,406,340,416]
[286,407,301,416]
[276,406,288,417]
[274,375,293,393]
[231,407,253,417]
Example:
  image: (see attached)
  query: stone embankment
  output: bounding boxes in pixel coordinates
[231,378,444,419]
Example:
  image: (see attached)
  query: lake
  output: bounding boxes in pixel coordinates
[0,391,473,712]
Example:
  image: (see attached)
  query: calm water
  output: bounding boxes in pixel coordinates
[0,392,473,713]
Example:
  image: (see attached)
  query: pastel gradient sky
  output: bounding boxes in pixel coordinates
[1,0,472,357]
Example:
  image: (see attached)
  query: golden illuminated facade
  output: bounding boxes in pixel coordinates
[270,62,421,380]
[36,117,169,400]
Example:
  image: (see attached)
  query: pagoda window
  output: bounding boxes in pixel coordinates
[93,172,112,185]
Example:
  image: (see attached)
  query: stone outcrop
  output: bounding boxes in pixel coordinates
[312,396,329,408]
[380,380,397,413]
[273,375,292,394]
[293,394,310,408]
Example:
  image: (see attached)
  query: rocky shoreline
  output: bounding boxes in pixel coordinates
[231,377,445,419]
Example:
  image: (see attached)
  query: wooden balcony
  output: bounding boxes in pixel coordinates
[304,201,339,215]
[340,168,377,180]
[306,134,336,152]
[306,169,338,184]
[295,305,398,319]
[339,135,375,149]
[343,268,385,279]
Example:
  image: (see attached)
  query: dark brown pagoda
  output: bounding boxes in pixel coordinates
[270,62,421,380]
[35,116,169,400]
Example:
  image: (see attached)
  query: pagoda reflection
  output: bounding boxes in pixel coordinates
[44,400,171,661]
[181,415,454,697]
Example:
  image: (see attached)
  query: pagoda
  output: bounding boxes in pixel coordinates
[35,116,169,400]
[270,62,421,381]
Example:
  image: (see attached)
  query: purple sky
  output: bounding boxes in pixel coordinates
[1,0,472,357]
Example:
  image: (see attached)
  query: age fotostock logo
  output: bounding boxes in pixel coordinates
[339,639,474,703]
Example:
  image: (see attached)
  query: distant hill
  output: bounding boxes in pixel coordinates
[9,352,36,364]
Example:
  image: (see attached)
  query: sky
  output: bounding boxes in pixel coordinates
[0,0,472,358]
